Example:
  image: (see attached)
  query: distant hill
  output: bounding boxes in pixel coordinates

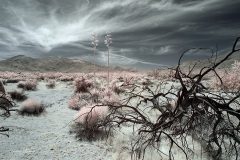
[180,50,240,70]
[0,55,135,72]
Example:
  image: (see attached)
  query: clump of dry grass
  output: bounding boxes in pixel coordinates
[70,105,109,140]
[74,78,92,93]
[74,105,109,128]
[46,80,56,89]
[68,93,87,110]
[18,99,45,116]
[8,89,28,101]
[18,80,37,91]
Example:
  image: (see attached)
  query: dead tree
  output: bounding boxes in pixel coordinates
[0,84,15,137]
[0,80,6,94]
[78,37,240,160]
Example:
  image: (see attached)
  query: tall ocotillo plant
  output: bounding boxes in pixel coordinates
[104,31,112,90]
[91,32,99,77]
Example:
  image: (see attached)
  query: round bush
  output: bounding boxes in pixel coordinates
[19,99,45,116]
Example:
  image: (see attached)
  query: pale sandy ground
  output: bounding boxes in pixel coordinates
[1,81,112,160]
[0,80,216,160]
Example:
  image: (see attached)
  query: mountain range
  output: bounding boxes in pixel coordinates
[0,50,239,72]
[0,55,135,72]
[179,50,240,70]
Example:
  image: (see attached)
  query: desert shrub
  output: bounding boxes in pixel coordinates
[212,73,240,90]
[102,93,120,106]
[141,78,153,86]
[148,68,174,80]
[90,89,101,103]
[8,89,27,101]
[103,88,112,98]
[60,75,74,82]
[17,81,25,88]
[74,78,92,93]
[37,74,45,80]
[74,106,109,127]
[112,85,124,94]
[68,93,86,110]
[231,60,240,71]
[19,99,45,116]
[110,81,125,95]
[148,69,161,78]
[46,80,56,89]
[0,93,13,115]
[70,105,109,140]
[210,60,240,91]
[18,80,37,91]
[0,93,15,135]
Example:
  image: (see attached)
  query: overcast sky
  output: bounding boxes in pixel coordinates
[0,0,240,68]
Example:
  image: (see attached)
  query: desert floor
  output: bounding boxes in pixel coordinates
[0,79,222,160]
[1,81,114,160]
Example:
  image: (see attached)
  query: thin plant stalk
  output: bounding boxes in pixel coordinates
[92,33,98,80]
[105,31,112,93]
[94,48,96,77]
[107,45,110,90]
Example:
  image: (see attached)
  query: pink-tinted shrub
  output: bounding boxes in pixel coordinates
[19,99,45,116]
[74,105,109,128]
[46,80,56,89]
[60,76,74,82]
[90,89,101,103]
[103,89,112,98]
[102,92,119,106]
[231,60,240,72]
[18,80,37,91]
[211,73,240,91]
[68,94,86,110]
[148,69,174,80]
[210,61,240,90]
[74,78,92,93]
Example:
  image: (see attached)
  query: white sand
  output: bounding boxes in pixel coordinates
[1,81,112,160]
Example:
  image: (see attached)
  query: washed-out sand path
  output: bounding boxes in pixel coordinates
[0,81,112,160]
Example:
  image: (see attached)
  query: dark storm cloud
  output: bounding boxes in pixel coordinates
[0,0,239,68]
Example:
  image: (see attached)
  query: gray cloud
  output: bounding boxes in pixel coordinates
[0,0,239,68]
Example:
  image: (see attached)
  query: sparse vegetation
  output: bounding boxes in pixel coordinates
[46,80,56,89]
[210,60,240,91]
[0,36,240,160]
[18,80,37,91]
[70,105,109,140]
[67,37,240,160]
[68,93,86,110]
[74,78,92,93]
